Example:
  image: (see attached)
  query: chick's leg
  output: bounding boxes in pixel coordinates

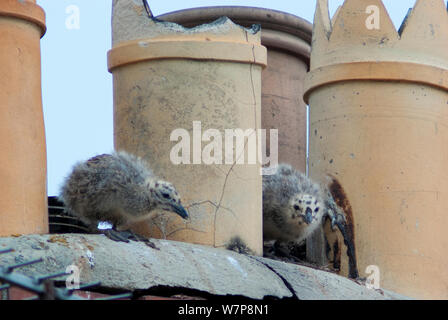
[102,228,131,243]
[112,223,159,250]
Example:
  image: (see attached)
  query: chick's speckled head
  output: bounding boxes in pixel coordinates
[148,180,189,219]
[288,193,322,225]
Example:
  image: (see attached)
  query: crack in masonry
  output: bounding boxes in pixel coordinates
[165,225,207,238]
[246,30,259,149]
[248,256,298,300]
[249,45,258,133]
[187,200,239,221]
[211,131,256,247]
[212,164,253,182]
[211,34,260,246]
[213,160,238,247]
[179,31,261,248]
[185,199,241,247]
[147,213,206,239]
[177,130,254,247]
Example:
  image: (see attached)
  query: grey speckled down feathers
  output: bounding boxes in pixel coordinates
[59,151,188,231]
[263,164,326,244]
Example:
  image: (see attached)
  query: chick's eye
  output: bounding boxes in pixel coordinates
[294,205,300,211]
[162,193,170,199]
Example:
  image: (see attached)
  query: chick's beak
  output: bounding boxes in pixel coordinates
[304,207,313,224]
[172,203,189,220]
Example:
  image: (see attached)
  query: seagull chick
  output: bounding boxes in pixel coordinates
[263,164,326,245]
[262,164,359,278]
[59,151,188,242]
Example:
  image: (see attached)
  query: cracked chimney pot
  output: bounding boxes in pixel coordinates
[108,0,266,254]
[0,0,48,236]
[158,6,312,173]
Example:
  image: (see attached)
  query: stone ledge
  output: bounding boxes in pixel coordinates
[0,234,408,300]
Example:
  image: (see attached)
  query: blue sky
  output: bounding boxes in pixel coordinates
[38,0,417,195]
